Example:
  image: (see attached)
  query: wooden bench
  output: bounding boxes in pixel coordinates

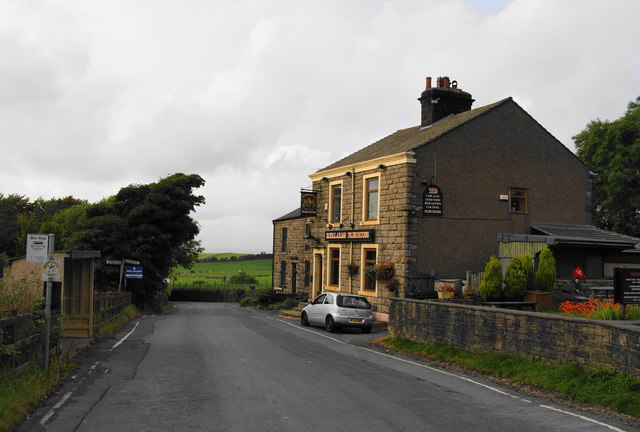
[479,301,538,312]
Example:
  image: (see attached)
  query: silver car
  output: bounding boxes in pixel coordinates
[301,292,373,333]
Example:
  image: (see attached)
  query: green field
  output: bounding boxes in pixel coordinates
[170,255,272,289]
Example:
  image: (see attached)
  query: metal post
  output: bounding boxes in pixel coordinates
[42,234,54,370]
[118,260,125,292]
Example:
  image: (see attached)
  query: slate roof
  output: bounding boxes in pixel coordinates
[319,98,511,172]
[530,223,640,248]
[273,208,303,222]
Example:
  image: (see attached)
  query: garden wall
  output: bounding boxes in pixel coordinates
[389,298,640,377]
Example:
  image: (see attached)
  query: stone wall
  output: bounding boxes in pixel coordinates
[389,298,640,377]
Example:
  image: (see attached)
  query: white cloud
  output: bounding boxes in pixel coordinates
[1,0,639,253]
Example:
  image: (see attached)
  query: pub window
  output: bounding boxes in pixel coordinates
[362,247,377,291]
[328,247,340,287]
[280,260,287,287]
[329,182,342,223]
[364,176,379,222]
[281,227,288,252]
[510,188,528,214]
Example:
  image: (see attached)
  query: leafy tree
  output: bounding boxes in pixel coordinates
[535,247,557,292]
[574,96,640,236]
[0,194,33,257]
[72,173,205,310]
[479,256,503,301]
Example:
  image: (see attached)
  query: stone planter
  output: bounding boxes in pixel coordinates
[438,291,454,299]
[524,291,554,309]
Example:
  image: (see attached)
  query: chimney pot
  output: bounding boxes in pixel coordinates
[436,77,442,87]
[444,77,450,88]
[426,77,432,89]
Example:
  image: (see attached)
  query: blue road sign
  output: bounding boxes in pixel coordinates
[125,265,143,279]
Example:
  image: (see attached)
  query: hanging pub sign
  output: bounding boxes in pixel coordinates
[614,267,640,304]
[300,190,318,215]
[325,229,375,243]
[423,185,443,216]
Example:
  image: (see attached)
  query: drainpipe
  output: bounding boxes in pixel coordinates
[350,167,356,293]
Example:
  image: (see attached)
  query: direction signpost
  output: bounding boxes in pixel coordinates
[106,258,141,291]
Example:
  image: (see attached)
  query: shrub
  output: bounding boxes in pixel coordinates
[479,256,503,301]
[536,247,556,292]
[255,287,273,304]
[281,297,300,309]
[521,254,535,291]
[239,296,258,307]
[229,272,258,285]
[504,256,528,300]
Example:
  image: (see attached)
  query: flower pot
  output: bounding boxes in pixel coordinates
[524,291,553,309]
[438,291,454,299]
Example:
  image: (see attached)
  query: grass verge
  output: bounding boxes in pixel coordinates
[94,305,140,339]
[376,336,640,418]
[0,357,76,431]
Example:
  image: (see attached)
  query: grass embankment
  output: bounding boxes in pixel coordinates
[377,337,640,418]
[94,305,140,339]
[0,358,76,431]
[170,255,272,289]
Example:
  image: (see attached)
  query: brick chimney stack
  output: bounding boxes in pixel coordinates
[418,76,475,127]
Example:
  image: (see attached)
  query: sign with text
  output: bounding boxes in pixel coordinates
[423,185,443,216]
[614,268,640,304]
[300,191,318,215]
[125,266,143,279]
[26,234,49,263]
[325,229,375,243]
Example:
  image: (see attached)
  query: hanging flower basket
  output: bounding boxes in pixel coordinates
[347,263,360,275]
[386,278,399,292]
[375,263,395,281]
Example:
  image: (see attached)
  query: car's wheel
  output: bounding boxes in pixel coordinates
[361,325,372,334]
[326,316,337,333]
[301,312,310,326]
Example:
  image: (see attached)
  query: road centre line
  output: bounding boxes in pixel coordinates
[278,318,626,431]
[110,321,140,351]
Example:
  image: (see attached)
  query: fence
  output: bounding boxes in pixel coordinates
[94,291,132,321]
[0,312,59,373]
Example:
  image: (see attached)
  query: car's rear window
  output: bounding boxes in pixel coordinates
[337,295,371,309]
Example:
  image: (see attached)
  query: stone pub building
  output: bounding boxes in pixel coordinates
[272,76,640,321]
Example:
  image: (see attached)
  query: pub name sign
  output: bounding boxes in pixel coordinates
[300,191,318,215]
[325,229,375,243]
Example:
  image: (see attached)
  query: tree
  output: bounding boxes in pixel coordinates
[574,96,640,237]
[479,256,503,301]
[535,247,556,292]
[72,173,205,310]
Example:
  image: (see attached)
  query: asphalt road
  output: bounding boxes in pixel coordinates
[16,302,639,432]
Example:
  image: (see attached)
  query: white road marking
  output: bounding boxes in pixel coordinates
[278,318,627,431]
[110,321,140,351]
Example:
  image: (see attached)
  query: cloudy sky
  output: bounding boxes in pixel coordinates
[1,0,639,253]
